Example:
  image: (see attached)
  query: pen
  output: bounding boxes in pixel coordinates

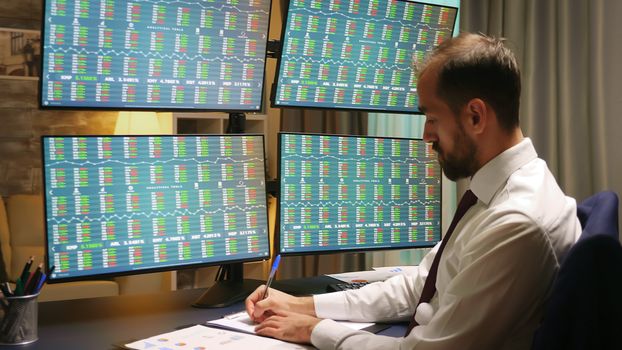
[14,277,24,296]
[0,283,10,297]
[19,256,34,284]
[25,263,43,295]
[33,265,55,294]
[262,254,281,299]
[34,272,47,294]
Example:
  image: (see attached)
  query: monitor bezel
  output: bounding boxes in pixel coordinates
[41,134,271,283]
[38,0,274,113]
[270,0,459,114]
[275,131,442,257]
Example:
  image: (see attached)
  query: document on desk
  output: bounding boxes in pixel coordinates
[207,311,377,334]
[325,269,396,283]
[124,324,313,350]
[326,265,419,283]
[124,314,383,350]
[372,265,419,274]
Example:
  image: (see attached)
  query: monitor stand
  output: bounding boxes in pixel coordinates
[192,263,263,308]
[193,111,258,308]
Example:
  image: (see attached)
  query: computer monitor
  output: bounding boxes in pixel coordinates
[40,0,272,111]
[41,134,270,307]
[272,0,459,113]
[277,132,441,256]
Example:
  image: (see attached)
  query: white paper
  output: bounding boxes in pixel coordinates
[125,324,313,350]
[372,265,418,274]
[207,311,375,334]
[338,321,377,330]
[207,311,257,334]
[325,269,397,283]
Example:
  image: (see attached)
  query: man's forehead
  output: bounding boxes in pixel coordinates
[418,62,441,85]
[417,67,438,102]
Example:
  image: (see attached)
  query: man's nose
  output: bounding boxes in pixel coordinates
[423,125,436,143]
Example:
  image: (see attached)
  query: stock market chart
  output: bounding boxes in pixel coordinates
[278,133,442,255]
[273,0,458,113]
[42,135,269,281]
[41,0,271,110]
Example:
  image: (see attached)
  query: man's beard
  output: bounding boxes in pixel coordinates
[433,130,478,181]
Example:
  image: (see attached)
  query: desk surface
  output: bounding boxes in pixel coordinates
[0,277,406,349]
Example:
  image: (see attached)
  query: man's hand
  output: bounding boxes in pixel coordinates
[245,285,316,323]
[255,310,321,344]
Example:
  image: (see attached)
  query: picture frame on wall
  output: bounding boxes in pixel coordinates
[0,27,41,80]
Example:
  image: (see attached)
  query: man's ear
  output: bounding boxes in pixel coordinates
[465,98,487,135]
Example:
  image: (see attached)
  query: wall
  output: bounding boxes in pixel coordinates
[0,0,119,196]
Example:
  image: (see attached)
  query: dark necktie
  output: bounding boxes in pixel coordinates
[405,190,478,336]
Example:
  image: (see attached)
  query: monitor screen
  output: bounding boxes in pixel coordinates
[40,0,272,111]
[277,133,441,255]
[42,135,270,282]
[272,0,459,113]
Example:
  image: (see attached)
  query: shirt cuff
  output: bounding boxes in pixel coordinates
[311,319,356,350]
[313,291,349,320]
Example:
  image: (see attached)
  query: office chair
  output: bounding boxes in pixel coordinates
[532,191,621,350]
[576,190,619,240]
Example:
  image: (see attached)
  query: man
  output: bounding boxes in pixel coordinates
[246,33,582,349]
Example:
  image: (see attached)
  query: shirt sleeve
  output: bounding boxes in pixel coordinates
[314,243,438,322]
[310,212,559,350]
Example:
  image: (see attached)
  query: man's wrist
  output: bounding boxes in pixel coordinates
[306,316,322,341]
[296,296,317,317]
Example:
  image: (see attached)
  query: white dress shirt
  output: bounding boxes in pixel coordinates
[311,138,582,350]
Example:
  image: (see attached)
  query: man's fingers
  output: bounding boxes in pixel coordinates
[252,298,268,318]
[253,298,280,320]
[260,314,284,326]
[256,315,283,330]
[251,309,275,323]
[255,326,278,338]
[272,309,292,317]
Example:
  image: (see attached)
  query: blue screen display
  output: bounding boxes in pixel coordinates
[278,133,442,255]
[41,0,271,111]
[42,135,270,281]
[273,0,458,113]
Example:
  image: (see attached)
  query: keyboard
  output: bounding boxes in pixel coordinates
[326,281,370,292]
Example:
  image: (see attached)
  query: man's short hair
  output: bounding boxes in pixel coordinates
[418,33,521,131]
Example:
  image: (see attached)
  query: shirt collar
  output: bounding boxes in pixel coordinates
[469,138,538,206]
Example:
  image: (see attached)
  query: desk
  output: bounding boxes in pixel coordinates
[0,277,406,349]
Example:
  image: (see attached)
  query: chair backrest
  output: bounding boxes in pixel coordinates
[576,190,619,239]
[532,191,622,350]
